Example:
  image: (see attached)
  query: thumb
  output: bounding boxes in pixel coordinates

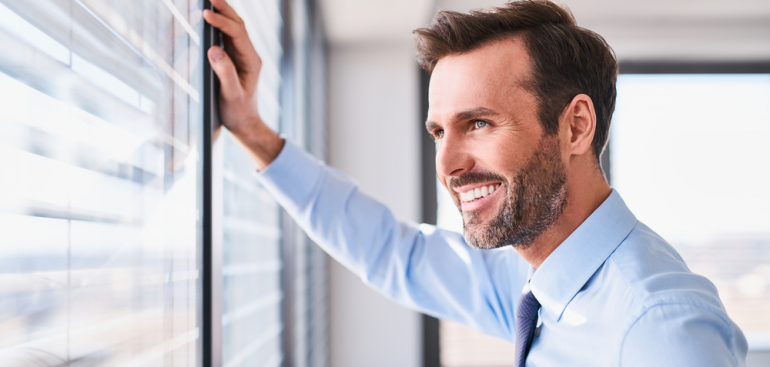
[208,46,241,97]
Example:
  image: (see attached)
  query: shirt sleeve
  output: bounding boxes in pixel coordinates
[620,303,748,367]
[256,140,527,340]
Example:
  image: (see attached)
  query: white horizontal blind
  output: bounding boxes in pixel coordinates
[219,0,285,366]
[0,0,204,365]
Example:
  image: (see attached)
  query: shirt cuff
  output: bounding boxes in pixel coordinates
[255,138,325,210]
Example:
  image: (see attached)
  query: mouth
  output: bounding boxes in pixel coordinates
[457,183,502,203]
[455,182,502,211]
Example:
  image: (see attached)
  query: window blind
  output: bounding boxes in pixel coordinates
[219,0,285,366]
[0,0,204,364]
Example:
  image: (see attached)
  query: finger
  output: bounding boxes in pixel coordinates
[209,0,242,24]
[204,10,246,39]
[205,11,260,73]
[208,46,242,99]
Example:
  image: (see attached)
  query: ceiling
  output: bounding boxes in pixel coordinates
[318,0,770,61]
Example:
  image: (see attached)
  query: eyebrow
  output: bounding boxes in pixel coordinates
[455,107,499,122]
[425,107,500,131]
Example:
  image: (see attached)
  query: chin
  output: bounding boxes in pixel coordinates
[462,214,545,251]
[463,223,508,250]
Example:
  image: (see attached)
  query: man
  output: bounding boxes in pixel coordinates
[203,0,748,365]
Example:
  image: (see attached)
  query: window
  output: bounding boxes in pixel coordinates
[0,0,204,364]
[218,1,284,366]
[0,0,329,366]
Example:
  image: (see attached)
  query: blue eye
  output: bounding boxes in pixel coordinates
[435,130,444,139]
[474,120,488,129]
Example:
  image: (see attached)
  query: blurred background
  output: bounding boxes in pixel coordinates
[0,0,768,367]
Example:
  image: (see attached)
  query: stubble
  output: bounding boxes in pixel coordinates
[459,135,568,250]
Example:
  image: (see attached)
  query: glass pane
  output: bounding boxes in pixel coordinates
[220,1,284,366]
[0,0,204,364]
[611,73,770,350]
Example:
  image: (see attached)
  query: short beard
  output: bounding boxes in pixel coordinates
[460,135,568,250]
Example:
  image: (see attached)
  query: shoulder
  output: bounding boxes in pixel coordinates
[609,221,724,313]
[604,222,748,366]
[619,302,748,366]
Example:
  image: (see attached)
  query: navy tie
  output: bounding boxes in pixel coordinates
[514,284,541,367]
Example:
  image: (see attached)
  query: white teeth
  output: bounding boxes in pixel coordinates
[460,184,501,202]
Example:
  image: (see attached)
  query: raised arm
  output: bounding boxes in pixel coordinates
[203,0,527,341]
[203,0,284,170]
[257,141,527,340]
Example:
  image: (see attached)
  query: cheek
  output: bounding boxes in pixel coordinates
[474,138,529,175]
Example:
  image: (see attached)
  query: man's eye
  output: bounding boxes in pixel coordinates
[474,120,489,129]
[435,130,444,139]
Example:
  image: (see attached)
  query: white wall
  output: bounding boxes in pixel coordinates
[436,0,770,62]
[327,41,423,367]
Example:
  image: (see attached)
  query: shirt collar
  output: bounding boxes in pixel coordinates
[528,189,637,321]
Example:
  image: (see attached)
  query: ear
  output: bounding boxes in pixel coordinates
[561,94,596,157]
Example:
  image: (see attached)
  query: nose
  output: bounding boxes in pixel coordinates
[435,131,473,179]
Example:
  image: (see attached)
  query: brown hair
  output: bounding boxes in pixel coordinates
[413,0,617,162]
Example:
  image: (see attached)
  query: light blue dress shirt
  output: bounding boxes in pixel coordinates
[257,141,748,366]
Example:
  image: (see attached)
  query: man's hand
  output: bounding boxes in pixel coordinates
[204,0,284,170]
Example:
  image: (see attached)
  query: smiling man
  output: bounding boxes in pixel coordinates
[204,0,748,365]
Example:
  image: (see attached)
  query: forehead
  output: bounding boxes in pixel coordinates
[427,38,533,123]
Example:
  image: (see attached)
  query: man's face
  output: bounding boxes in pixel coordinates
[426,38,568,250]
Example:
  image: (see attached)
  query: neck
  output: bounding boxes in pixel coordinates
[515,161,611,268]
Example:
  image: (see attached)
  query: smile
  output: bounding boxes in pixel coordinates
[458,184,501,203]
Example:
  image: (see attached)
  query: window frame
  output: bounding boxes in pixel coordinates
[202,1,222,365]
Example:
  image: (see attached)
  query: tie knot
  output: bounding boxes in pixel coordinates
[517,289,541,320]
